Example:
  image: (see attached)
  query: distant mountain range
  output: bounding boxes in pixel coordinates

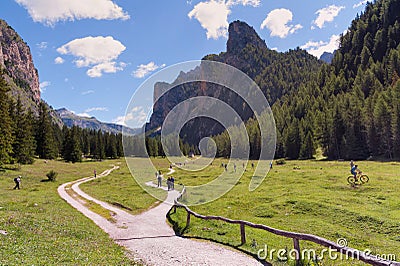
[56,108,141,135]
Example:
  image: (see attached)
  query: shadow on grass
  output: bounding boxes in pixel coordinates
[166,208,272,266]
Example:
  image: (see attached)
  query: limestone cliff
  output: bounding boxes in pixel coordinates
[0,19,40,104]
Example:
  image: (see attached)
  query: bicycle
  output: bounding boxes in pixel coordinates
[347,172,369,185]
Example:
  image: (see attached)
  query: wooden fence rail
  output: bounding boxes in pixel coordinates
[172,188,399,266]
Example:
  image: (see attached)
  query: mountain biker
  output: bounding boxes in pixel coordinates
[351,164,359,181]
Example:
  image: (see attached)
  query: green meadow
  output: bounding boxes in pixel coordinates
[0,159,142,265]
[166,158,400,265]
[1,157,399,265]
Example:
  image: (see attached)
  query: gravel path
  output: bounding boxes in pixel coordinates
[58,167,263,266]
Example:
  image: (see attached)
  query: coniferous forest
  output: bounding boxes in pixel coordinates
[0,72,123,166]
[212,0,400,161]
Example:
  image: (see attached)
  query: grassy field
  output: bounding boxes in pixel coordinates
[80,158,167,215]
[0,158,145,265]
[1,157,398,265]
[164,158,400,265]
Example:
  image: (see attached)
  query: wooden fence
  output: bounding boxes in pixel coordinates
[172,187,399,266]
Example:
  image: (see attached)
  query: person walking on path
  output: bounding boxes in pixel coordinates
[13,176,21,190]
[157,171,162,187]
[167,177,171,191]
[94,169,97,178]
[170,176,175,190]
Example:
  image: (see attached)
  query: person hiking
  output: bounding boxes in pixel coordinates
[157,171,162,187]
[13,176,21,190]
[167,177,171,191]
[170,176,175,190]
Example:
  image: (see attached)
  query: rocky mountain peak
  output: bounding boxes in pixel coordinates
[226,20,267,54]
[0,19,40,103]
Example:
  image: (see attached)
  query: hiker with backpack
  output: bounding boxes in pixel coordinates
[13,176,21,190]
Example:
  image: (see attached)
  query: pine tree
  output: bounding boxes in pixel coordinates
[391,81,400,158]
[36,102,58,159]
[0,73,14,165]
[93,130,105,160]
[284,119,301,159]
[374,95,393,158]
[62,126,82,162]
[12,97,36,164]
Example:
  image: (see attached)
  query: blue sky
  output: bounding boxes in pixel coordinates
[0,0,368,128]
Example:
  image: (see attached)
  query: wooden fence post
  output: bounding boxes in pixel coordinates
[293,238,301,266]
[240,223,246,245]
[186,212,191,227]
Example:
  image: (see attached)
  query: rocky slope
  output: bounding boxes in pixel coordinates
[0,19,40,104]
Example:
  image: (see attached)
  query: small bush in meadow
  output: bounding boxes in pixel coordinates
[46,170,58,182]
[275,158,286,165]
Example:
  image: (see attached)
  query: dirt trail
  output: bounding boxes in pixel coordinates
[58,167,263,266]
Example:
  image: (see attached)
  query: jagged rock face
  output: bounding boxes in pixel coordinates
[147,21,268,143]
[0,19,40,103]
[226,20,266,54]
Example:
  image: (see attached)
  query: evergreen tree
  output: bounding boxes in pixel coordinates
[0,73,14,165]
[36,102,58,159]
[93,130,105,160]
[62,126,82,162]
[12,97,36,164]
[392,82,400,158]
[284,119,301,159]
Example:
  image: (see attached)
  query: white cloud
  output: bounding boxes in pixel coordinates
[301,34,340,58]
[353,0,368,8]
[76,112,92,118]
[39,81,51,92]
[54,56,64,64]
[188,0,259,40]
[37,41,48,50]
[133,62,166,78]
[86,61,125,78]
[85,107,108,112]
[226,0,260,7]
[313,5,344,29]
[15,0,129,26]
[261,9,302,38]
[188,0,230,39]
[113,106,148,127]
[57,36,126,77]
[112,115,128,126]
[81,90,94,95]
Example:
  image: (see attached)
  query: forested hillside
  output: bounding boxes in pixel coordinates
[204,0,399,161]
[268,0,400,160]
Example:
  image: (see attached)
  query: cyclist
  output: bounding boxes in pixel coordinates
[351,164,360,181]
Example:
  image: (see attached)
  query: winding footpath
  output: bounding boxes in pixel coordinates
[58,167,263,266]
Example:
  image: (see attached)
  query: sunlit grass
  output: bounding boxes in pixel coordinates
[167,158,400,265]
[0,159,138,265]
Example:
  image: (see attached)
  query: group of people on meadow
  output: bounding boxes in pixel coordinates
[156,170,174,191]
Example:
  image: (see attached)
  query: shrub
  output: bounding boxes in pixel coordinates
[46,170,58,182]
[275,158,286,165]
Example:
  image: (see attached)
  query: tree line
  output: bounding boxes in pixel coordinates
[0,73,124,166]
